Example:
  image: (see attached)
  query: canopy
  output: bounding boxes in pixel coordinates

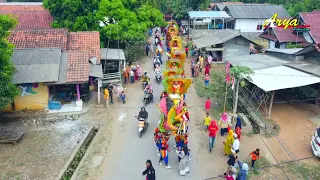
[188,11,230,19]
[249,66,320,92]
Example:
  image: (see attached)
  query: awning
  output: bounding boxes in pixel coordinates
[89,64,103,78]
[188,11,230,19]
[249,66,320,92]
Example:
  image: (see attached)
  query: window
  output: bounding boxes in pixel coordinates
[256,22,263,30]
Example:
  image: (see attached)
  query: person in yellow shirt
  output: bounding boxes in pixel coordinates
[199,55,204,73]
[104,88,109,108]
[203,112,211,130]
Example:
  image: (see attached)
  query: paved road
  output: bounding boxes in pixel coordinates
[100,34,198,180]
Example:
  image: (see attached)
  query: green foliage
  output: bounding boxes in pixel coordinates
[286,42,303,48]
[0,15,19,110]
[161,0,208,19]
[230,66,253,81]
[124,39,145,64]
[43,0,99,31]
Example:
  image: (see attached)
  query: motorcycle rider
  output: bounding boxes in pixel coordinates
[156,48,163,64]
[144,84,154,102]
[142,72,150,85]
[138,106,149,124]
[155,65,162,74]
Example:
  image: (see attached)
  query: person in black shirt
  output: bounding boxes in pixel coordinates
[142,159,156,180]
[107,83,114,104]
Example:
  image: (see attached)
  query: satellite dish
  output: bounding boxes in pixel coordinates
[90,57,98,65]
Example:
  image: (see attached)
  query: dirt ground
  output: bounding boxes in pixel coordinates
[0,117,90,180]
[270,103,320,160]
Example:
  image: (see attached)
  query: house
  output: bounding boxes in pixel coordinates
[0,2,53,30]
[222,4,290,32]
[192,29,261,61]
[6,28,104,112]
[260,10,320,49]
[210,2,244,11]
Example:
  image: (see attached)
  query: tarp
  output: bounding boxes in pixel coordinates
[249,66,320,92]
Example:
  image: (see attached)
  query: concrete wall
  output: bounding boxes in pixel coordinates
[223,36,251,59]
[269,41,276,48]
[235,19,265,33]
[13,83,49,111]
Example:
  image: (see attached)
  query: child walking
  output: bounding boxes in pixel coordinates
[204,74,210,88]
[203,112,211,130]
[249,148,260,169]
[205,97,211,113]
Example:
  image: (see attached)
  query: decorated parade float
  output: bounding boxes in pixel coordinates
[157,23,192,141]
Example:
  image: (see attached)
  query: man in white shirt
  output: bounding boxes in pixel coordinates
[208,54,213,64]
[232,134,240,154]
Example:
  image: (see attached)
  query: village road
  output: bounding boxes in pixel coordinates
[99,34,199,180]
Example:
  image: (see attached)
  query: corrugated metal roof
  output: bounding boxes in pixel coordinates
[100,48,126,60]
[46,52,68,85]
[285,61,320,77]
[193,29,240,48]
[223,4,290,19]
[228,54,289,70]
[264,48,304,55]
[89,64,103,78]
[12,49,61,84]
[188,11,230,19]
[249,66,320,92]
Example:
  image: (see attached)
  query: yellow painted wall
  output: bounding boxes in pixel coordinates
[13,83,49,111]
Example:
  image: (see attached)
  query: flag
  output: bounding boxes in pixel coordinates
[225,61,230,82]
[231,77,235,90]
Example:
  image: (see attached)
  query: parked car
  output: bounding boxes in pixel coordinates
[311,127,320,157]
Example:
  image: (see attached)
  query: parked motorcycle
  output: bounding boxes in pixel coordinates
[135,116,148,138]
[155,72,162,84]
[64,89,90,102]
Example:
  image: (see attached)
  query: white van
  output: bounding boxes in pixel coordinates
[311,127,320,157]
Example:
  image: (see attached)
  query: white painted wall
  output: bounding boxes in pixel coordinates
[280,43,286,49]
[269,41,275,49]
[303,32,314,43]
[235,19,265,32]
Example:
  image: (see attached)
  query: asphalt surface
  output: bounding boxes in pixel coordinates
[100,33,198,180]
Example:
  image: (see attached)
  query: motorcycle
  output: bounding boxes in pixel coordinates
[155,72,162,84]
[153,57,161,69]
[143,91,152,106]
[135,116,148,138]
[64,89,90,102]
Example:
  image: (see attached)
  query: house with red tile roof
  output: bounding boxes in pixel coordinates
[5,28,105,112]
[0,2,53,30]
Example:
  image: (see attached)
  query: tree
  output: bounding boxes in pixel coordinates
[0,15,19,110]
[96,0,165,63]
[230,66,253,121]
[43,0,99,31]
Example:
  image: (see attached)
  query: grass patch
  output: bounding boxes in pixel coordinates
[285,161,320,180]
[243,157,272,179]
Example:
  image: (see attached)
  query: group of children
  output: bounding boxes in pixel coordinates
[123,65,143,84]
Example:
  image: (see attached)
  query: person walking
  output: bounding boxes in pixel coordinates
[205,97,211,113]
[145,43,150,57]
[191,59,195,77]
[204,74,210,89]
[231,134,240,155]
[194,62,200,77]
[208,120,218,152]
[199,55,204,73]
[123,68,129,84]
[157,137,171,169]
[235,115,242,140]
[203,112,211,130]
[249,148,260,170]
[142,159,156,180]
[178,146,190,176]
[185,46,189,58]
[107,83,114,104]
[103,87,109,108]
[219,112,231,136]
[205,61,210,75]
[224,130,234,155]
[130,68,134,84]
